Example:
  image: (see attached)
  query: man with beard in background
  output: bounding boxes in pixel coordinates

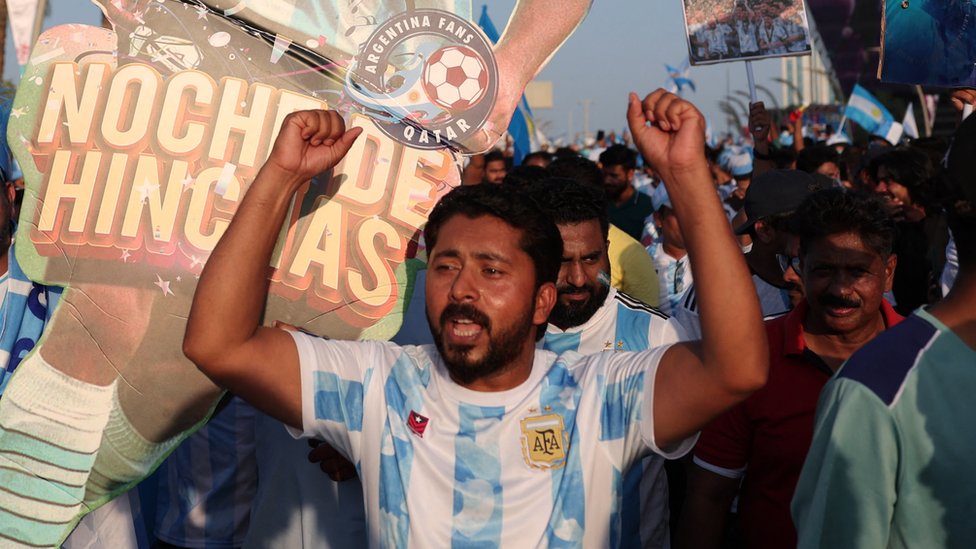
[526,175,688,547]
[600,144,656,241]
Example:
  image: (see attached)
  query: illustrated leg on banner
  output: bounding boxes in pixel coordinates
[0,353,115,546]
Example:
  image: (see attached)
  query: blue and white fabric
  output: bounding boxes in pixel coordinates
[289,331,696,547]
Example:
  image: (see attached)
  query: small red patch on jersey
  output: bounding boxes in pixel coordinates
[407,410,429,438]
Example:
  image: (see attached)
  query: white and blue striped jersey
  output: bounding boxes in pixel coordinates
[290,331,697,548]
[154,396,257,549]
[542,288,685,355]
[647,243,694,317]
[673,274,791,339]
[543,288,687,549]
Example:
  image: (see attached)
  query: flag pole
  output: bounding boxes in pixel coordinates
[745,61,758,103]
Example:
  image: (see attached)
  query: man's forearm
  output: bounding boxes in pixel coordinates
[494,0,591,84]
[184,165,305,367]
[668,164,766,394]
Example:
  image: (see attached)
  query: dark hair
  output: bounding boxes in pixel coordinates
[503,165,548,188]
[769,146,797,170]
[945,200,976,268]
[937,166,976,268]
[796,144,840,174]
[522,151,553,167]
[548,155,603,188]
[599,144,637,171]
[794,188,896,259]
[552,147,578,160]
[523,177,609,240]
[424,184,561,289]
[871,147,938,212]
[483,150,507,166]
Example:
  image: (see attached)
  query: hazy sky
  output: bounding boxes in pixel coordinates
[5,0,789,143]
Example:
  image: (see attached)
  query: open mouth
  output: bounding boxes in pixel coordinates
[450,318,484,338]
[440,304,490,344]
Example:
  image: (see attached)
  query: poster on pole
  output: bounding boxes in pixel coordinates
[879,0,976,87]
[681,0,813,65]
[0,0,589,543]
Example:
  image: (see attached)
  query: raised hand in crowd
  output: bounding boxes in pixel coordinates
[950,88,976,111]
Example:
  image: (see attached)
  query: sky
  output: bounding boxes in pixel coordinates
[5,0,790,144]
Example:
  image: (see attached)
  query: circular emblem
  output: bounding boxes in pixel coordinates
[345,10,498,150]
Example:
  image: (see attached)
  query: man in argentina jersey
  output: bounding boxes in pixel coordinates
[185,93,769,547]
[792,107,976,549]
[525,177,688,548]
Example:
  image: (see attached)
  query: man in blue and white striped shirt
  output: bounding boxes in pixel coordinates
[185,93,769,547]
[526,177,688,548]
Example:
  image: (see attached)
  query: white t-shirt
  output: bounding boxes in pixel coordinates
[290,333,695,547]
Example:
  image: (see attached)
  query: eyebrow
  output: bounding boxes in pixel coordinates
[563,250,603,261]
[432,249,514,265]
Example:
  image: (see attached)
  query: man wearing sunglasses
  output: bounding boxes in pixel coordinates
[674,169,827,338]
[677,188,903,549]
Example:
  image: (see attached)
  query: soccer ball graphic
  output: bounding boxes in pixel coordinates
[422,45,490,112]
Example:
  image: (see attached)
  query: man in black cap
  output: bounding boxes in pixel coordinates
[735,169,831,316]
[675,170,828,338]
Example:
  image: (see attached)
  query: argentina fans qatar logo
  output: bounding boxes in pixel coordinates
[345,9,498,150]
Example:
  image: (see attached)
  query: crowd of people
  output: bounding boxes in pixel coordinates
[0,65,972,547]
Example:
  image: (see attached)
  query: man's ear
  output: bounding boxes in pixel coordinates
[626,168,636,182]
[533,282,557,326]
[884,253,898,293]
[753,219,776,244]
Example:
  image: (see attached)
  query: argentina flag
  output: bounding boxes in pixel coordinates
[845,84,894,134]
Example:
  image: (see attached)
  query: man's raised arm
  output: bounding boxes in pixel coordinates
[183,110,362,429]
[627,90,768,448]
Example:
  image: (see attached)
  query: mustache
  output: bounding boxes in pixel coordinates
[440,303,491,329]
[819,294,861,309]
[557,283,595,296]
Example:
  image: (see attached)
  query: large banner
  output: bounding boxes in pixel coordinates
[0,0,588,543]
[879,0,976,87]
[682,0,812,65]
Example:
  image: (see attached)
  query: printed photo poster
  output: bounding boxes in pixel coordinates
[879,0,976,87]
[0,0,589,541]
[682,0,813,65]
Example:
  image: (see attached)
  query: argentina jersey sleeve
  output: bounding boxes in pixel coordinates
[597,345,697,467]
[288,331,391,461]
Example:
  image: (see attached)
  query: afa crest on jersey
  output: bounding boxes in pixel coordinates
[520,413,568,470]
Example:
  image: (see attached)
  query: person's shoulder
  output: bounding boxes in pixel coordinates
[635,191,655,210]
[835,314,941,406]
[614,290,669,321]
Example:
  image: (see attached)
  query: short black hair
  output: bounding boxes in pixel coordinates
[793,188,896,259]
[483,150,506,166]
[548,155,603,189]
[796,144,840,174]
[522,151,553,166]
[424,184,561,290]
[503,165,548,188]
[523,177,609,240]
[599,144,637,171]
